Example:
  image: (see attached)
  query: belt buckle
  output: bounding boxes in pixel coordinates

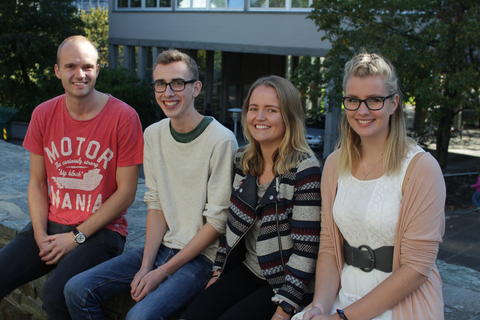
[358,245,375,272]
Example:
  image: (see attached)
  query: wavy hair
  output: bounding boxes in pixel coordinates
[240,75,312,176]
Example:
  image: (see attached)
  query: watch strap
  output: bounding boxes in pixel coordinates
[336,309,349,320]
[278,301,295,315]
[72,227,86,244]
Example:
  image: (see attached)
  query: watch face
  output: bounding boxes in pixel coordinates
[75,232,86,244]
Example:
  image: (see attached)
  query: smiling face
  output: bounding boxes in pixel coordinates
[54,40,99,99]
[152,61,201,121]
[246,85,286,149]
[344,75,399,142]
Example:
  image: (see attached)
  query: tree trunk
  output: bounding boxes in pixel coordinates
[435,107,454,169]
[413,99,427,136]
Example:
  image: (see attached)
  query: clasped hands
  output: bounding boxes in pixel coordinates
[130,266,169,302]
[37,232,78,265]
[298,304,338,320]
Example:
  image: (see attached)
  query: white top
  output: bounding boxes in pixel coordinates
[332,145,423,319]
[143,118,238,262]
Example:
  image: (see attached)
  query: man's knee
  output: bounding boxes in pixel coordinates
[41,274,69,318]
[63,274,84,306]
[126,303,166,320]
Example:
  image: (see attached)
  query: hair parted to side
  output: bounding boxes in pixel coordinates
[56,35,98,64]
[240,75,312,176]
[338,51,413,175]
[154,49,199,80]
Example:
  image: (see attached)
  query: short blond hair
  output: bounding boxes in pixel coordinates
[56,35,98,64]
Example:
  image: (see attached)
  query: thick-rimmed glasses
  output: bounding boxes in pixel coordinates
[342,94,395,111]
[152,79,196,93]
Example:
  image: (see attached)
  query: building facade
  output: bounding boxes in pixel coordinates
[107,0,330,122]
[74,0,109,10]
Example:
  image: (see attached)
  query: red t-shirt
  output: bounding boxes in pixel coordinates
[23,94,144,236]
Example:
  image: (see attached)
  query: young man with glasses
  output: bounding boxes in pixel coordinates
[64,49,238,319]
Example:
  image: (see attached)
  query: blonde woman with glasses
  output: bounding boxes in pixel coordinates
[294,52,445,320]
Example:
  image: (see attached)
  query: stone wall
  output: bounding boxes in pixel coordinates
[0,224,47,320]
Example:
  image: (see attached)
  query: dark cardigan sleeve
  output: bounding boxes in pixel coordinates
[273,156,322,311]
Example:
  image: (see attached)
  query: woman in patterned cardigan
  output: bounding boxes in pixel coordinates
[181,75,322,320]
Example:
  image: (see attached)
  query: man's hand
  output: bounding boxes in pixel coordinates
[38,232,77,265]
[130,267,151,298]
[130,267,168,302]
[34,233,51,255]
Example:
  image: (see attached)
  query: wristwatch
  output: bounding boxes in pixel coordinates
[72,227,86,244]
[336,309,349,320]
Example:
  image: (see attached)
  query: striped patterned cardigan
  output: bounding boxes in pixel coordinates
[213,149,321,313]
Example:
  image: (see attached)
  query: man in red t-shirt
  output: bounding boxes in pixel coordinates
[0,35,144,319]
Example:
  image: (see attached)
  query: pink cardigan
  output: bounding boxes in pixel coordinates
[320,150,445,320]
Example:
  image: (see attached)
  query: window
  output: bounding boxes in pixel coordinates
[116,0,310,10]
[178,0,207,8]
[177,0,242,9]
[291,0,308,8]
[118,0,171,8]
[249,0,312,9]
[145,0,172,7]
[118,0,128,7]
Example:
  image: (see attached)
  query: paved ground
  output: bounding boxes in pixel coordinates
[0,129,479,319]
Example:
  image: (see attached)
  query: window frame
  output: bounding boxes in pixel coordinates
[114,0,313,11]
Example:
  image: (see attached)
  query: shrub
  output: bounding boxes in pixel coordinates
[95,68,163,129]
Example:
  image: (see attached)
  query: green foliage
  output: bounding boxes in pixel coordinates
[80,8,109,66]
[95,68,163,129]
[291,56,326,127]
[308,0,480,167]
[0,0,84,120]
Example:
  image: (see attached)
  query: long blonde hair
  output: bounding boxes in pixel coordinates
[338,52,413,175]
[241,75,312,176]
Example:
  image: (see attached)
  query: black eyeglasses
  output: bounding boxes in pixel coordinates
[342,94,395,111]
[151,79,196,93]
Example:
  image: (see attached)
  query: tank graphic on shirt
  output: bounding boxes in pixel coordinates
[51,169,103,191]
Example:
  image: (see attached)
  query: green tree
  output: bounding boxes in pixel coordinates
[292,56,325,127]
[95,68,162,129]
[80,7,109,67]
[308,0,480,168]
[0,0,84,119]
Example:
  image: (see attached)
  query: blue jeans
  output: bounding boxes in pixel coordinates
[0,222,124,320]
[65,245,212,320]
